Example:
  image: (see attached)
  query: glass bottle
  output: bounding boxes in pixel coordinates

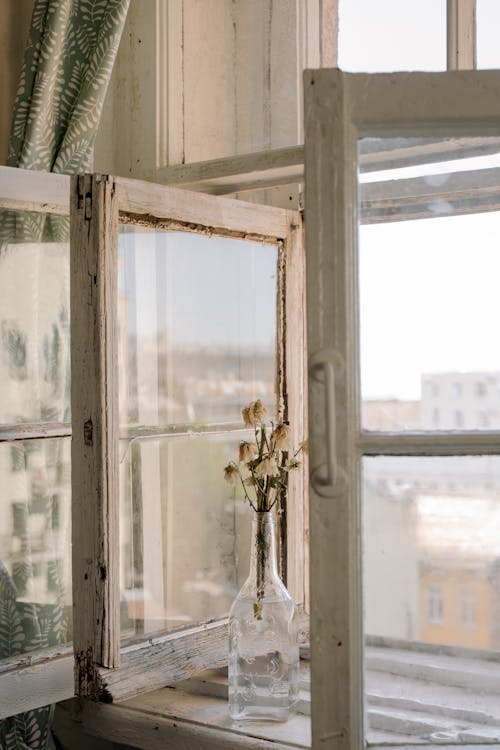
[228,511,299,721]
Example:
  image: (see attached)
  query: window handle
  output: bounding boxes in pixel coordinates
[310,351,338,497]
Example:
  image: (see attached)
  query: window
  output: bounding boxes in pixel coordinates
[460,589,477,628]
[452,382,462,397]
[305,68,500,748]
[0,167,306,717]
[69,175,306,701]
[427,587,443,624]
[476,380,487,396]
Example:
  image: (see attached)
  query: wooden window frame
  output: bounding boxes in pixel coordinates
[69,174,307,703]
[304,67,500,749]
[0,166,307,715]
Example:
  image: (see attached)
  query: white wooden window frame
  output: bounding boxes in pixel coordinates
[0,166,308,715]
[304,68,500,749]
[69,174,308,702]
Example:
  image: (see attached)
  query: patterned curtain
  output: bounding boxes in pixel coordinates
[0,1,129,748]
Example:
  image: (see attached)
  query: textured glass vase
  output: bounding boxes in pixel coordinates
[228,511,299,721]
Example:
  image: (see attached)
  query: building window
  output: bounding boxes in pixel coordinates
[452,382,462,397]
[478,411,489,428]
[460,590,477,629]
[454,410,463,428]
[427,587,443,624]
[476,381,487,397]
[432,407,440,427]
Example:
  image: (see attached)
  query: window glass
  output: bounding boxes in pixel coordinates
[0,211,70,424]
[364,455,500,744]
[359,140,500,432]
[476,0,500,69]
[338,0,446,72]
[119,432,254,638]
[117,226,278,639]
[0,437,72,662]
[118,228,277,429]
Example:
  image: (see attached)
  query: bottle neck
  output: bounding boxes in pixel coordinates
[248,511,279,586]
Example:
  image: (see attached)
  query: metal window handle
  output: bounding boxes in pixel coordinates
[310,353,338,497]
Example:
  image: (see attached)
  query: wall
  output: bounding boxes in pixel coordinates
[94,0,337,208]
[0,0,34,164]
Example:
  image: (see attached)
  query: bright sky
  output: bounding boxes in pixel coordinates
[338,0,500,72]
[339,0,500,401]
[119,230,277,352]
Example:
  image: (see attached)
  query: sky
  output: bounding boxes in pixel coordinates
[339,0,500,400]
[338,0,500,73]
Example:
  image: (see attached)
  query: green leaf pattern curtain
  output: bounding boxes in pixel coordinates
[0,1,129,747]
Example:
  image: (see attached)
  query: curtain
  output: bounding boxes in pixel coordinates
[0,1,129,748]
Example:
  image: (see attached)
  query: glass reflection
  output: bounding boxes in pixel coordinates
[118,227,278,428]
[363,456,500,744]
[119,433,253,638]
[0,437,72,661]
[0,210,70,424]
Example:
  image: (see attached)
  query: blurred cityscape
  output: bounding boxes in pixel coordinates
[1,236,500,655]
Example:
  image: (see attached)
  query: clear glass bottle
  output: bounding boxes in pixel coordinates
[228,511,299,721]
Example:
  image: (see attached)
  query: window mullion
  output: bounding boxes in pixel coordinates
[0,422,71,442]
[359,430,500,456]
[447,0,476,70]
[70,174,121,698]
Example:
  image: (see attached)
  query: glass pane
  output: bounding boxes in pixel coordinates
[119,433,253,639]
[118,227,277,429]
[477,0,500,70]
[359,139,500,431]
[363,456,500,745]
[0,210,70,424]
[0,437,72,663]
[338,0,446,73]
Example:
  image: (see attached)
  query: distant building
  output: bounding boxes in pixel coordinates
[421,371,500,430]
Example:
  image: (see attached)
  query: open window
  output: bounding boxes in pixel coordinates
[69,174,307,701]
[305,68,500,748]
[0,167,306,721]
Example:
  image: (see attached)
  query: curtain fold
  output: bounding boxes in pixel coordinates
[1,1,130,748]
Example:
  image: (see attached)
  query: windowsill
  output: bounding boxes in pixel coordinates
[55,666,311,750]
[53,642,500,750]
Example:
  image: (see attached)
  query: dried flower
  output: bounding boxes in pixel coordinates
[225,399,306,512]
[255,457,279,478]
[224,462,239,486]
[272,423,291,450]
[243,399,267,426]
[239,441,257,463]
[242,406,252,427]
[298,440,308,454]
[250,399,266,424]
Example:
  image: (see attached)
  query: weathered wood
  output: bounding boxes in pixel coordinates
[98,620,229,703]
[346,70,500,136]
[55,694,309,750]
[361,166,500,224]
[284,216,308,608]
[447,0,476,71]
[305,68,364,750]
[115,176,296,240]
[70,174,120,698]
[0,165,69,214]
[0,649,73,721]
[0,421,71,442]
